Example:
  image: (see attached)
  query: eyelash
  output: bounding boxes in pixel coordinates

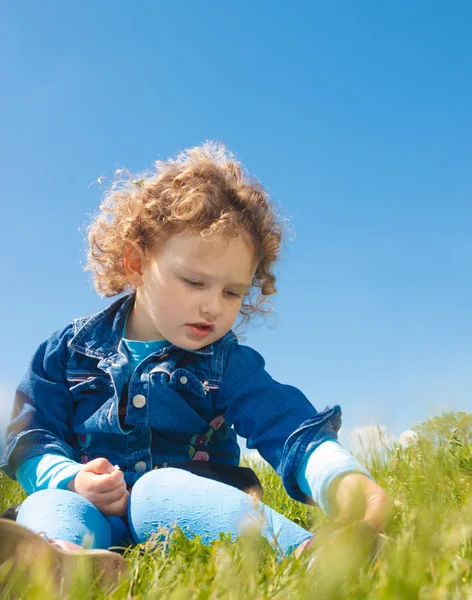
[183,279,242,298]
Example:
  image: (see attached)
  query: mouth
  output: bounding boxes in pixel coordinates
[185,323,215,337]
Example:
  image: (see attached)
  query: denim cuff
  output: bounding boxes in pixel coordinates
[277,405,342,503]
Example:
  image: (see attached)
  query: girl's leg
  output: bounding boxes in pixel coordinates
[107,516,134,549]
[17,489,115,549]
[128,468,313,557]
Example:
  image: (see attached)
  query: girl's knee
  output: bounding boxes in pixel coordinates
[132,467,193,497]
[19,488,98,521]
[128,467,252,544]
[129,468,208,541]
[21,488,92,509]
[131,467,243,505]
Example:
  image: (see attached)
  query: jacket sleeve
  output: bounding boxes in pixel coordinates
[215,342,342,503]
[0,325,79,479]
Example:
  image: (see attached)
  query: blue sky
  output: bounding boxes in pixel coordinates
[1,1,471,451]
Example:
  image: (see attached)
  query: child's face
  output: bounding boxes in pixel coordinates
[128,230,257,350]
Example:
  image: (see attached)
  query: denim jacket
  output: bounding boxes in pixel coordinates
[1,293,342,502]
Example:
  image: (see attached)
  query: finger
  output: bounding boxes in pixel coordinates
[91,469,125,493]
[99,471,125,492]
[99,491,130,517]
[95,482,127,505]
[83,457,115,475]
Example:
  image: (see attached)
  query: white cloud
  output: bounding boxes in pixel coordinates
[341,424,422,458]
[345,424,396,457]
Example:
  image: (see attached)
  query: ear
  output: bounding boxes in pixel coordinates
[123,241,145,286]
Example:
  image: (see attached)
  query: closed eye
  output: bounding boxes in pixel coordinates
[225,290,242,298]
[183,279,243,299]
[184,279,204,288]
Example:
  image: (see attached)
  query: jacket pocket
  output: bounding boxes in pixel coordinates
[67,372,112,395]
[67,371,114,430]
[168,368,218,399]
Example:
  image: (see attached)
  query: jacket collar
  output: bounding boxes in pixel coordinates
[68,292,236,360]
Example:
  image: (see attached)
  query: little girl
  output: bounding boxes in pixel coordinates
[0,143,391,587]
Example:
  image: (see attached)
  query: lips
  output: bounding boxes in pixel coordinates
[185,323,215,337]
[188,323,214,330]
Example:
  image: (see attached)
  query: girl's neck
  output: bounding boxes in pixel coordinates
[125,296,165,342]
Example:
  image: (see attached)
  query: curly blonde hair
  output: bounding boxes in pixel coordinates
[86,142,284,324]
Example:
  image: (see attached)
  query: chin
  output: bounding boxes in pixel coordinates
[182,334,218,351]
[171,337,206,351]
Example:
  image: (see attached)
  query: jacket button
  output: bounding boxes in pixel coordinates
[180,376,188,384]
[134,461,147,473]
[132,394,147,408]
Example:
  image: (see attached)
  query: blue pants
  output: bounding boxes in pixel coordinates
[17,468,313,556]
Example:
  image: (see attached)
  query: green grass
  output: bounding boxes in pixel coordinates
[1,425,471,599]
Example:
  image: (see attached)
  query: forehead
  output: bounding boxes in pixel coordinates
[158,231,256,281]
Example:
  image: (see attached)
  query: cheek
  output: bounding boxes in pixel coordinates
[159,288,194,318]
[225,302,242,323]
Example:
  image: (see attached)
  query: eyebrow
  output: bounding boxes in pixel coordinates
[229,281,252,289]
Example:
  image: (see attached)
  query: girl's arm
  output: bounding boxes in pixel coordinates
[16,454,129,517]
[217,341,392,530]
[216,342,342,502]
[1,324,78,479]
[16,454,83,495]
[295,439,373,515]
[294,439,393,532]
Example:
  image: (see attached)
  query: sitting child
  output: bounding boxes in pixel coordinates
[0,143,392,588]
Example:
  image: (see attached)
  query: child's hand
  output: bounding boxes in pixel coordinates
[329,473,393,533]
[67,458,129,517]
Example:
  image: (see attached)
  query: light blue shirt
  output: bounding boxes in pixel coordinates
[121,312,169,374]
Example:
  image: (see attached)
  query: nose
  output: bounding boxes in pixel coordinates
[200,291,222,320]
